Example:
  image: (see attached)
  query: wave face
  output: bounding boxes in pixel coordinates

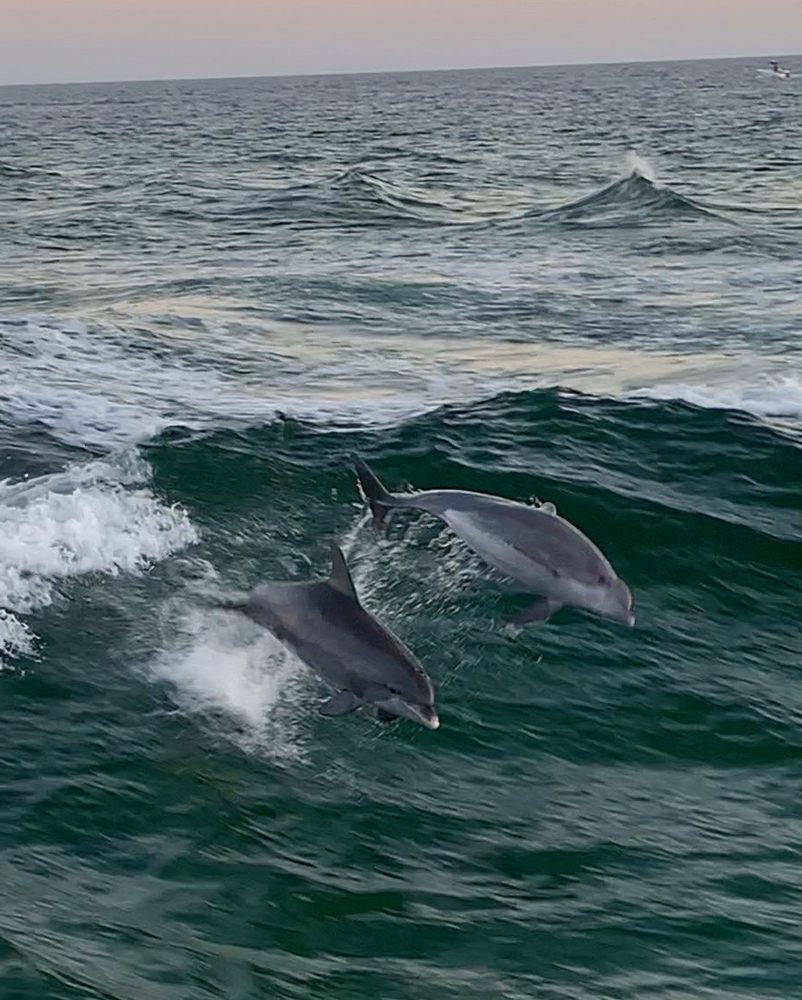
[1,61,802,1000]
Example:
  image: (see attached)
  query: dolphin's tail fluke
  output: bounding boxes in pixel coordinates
[354,457,405,531]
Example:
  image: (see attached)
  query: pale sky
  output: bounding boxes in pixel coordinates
[2,0,802,86]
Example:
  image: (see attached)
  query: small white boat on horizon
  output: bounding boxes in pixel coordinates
[758,61,791,80]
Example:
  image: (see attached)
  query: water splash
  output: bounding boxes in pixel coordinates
[624,150,657,182]
[151,604,309,761]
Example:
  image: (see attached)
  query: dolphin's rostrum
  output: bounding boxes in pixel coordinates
[220,545,439,729]
[355,458,634,627]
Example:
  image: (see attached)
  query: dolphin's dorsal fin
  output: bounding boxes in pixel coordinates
[540,501,557,515]
[329,545,359,602]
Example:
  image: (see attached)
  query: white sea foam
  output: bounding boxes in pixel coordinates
[4,317,798,442]
[1,315,560,446]
[0,318,246,449]
[0,453,197,663]
[627,375,802,421]
[0,611,35,665]
[0,317,460,448]
[15,315,792,457]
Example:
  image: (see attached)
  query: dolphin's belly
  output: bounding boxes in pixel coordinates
[444,509,563,594]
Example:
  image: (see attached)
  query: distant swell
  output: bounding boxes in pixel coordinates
[224,166,493,227]
[332,167,456,219]
[269,163,723,229]
[157,156,728,231]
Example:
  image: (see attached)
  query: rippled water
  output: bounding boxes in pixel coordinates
[1,59,801,999]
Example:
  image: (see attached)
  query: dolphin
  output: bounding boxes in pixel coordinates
[355,458,634,627]
[220,545,439,729]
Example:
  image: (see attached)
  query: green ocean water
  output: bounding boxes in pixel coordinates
[1,59,802,999]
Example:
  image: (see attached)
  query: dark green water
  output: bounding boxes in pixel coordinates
[1,59,801,999]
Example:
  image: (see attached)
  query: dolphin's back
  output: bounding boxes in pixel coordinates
[411,490,613,586]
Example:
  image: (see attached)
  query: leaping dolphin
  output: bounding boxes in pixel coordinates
[220,545,439,729]
[355,458,634,627]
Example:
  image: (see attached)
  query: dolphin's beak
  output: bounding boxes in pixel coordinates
[405,703,440,730]
[611,580,635,628]
[385,699,440,730]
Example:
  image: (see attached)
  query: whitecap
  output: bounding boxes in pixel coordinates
[627,375,802,421]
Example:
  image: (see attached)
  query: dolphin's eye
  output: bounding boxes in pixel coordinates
[598,575,607,585]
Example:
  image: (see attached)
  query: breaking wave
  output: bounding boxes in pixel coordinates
[628,375,802,421]
[0,452,197,663]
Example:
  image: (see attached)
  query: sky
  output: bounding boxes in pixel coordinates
[2,0,802,86]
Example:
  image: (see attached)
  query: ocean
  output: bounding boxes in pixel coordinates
[1,57,801,999]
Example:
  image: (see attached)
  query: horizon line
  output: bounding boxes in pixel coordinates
[1,49,799,90]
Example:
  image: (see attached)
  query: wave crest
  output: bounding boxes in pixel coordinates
[537,165,717,226]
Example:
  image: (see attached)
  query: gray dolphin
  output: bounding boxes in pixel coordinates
[220,545,439,729]
[355,458,634,627]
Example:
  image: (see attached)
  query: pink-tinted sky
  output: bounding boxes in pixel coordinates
[2,0,802,85]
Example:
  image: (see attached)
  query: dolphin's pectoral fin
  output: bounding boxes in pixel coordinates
[318,690,360,717]
[328,545,359,603]
[510,597,562,625]
[539,501,557,515]
[376,708,397,724]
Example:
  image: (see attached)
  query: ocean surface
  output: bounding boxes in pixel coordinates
[1,57,801,999]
